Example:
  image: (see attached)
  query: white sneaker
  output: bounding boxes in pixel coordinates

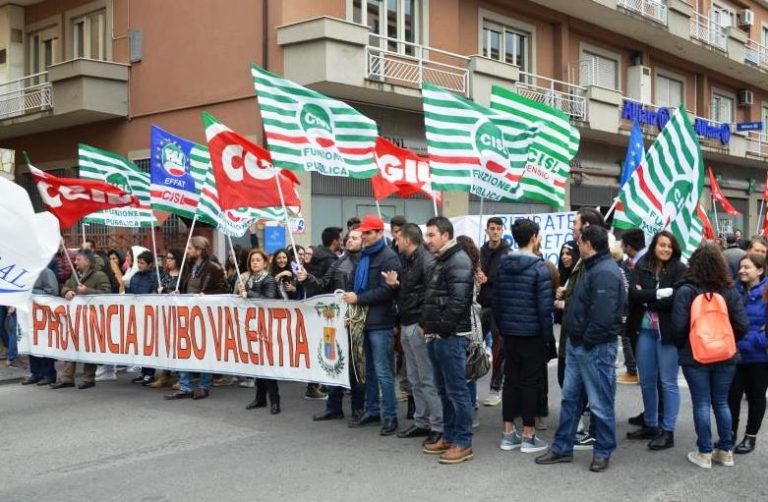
[239,378,255,388]
[520,435,549,454]
[500,431,522,451]
[712,448,734,467]
[483,390,501,407]
[687,451,712,469]
[472,411,480,429]
[95,371,117,382]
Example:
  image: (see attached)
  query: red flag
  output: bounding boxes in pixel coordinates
[30,165,139,229]
[373,137,440,202]
[203,112,301,211]
[762,172,768,201]
[697,203,715,240]
[708,167,741,216]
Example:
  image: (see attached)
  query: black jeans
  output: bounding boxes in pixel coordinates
[728,363,768,436]
[502,335,549,427]
[481,309,504,391]
[256,378,280,404]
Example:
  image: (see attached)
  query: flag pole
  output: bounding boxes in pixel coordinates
[60,236,82,287]
[149,224,162,291]
[226,233,244,295]
[273,169,301,270]
[375,199,383,220]
[755,198,765,235]
[712,197,721,238]
[478,195,485,245]
[175,215,197,292]
[81,222,87,247]
[432,194,439,217]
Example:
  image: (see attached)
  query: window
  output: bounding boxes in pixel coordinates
[711,2,735,27]
[27,26,58,80]
[481,20,529,71]
[656,74,684,108]
[350,0,420,55]
[581,51,618,90]
[72,9,106,60]
[762,26,768,47]
[711,92,734,123]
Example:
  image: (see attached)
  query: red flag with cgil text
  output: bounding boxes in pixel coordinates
[708,167,741,216]
[372,137,441,203]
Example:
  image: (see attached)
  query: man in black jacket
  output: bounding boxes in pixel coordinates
[312,226,342,278]
[420,217,475,465]
[537,225,626,473]
[383,223,442,446]
[343,215,402,435]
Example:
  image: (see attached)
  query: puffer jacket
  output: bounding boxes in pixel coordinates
[241,272,277,299]
[671,282,748,366]
[303,252,361,296]
[127,269,159,294]
[493,252,553,339]
[626,256,686,345]
[420,240,474,338]
[311,246,338,279]
[736,278,768,364]
[397,246,435,326]
[564,249,626,348]
[352,241,401,331]
[477,239,511,308]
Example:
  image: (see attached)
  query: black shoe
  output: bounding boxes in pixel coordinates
[21,376,41,385]
[735,435,756,454]
[141,375,154,386]
[422,431,443,446]
[350,409,364,422]
[406,396,415,420]
[36,378,54,386]
[131,375,145,384]
[397,425,430,438]
[270,402,281,415]
[628,412,645,427]
[627,426,660,440]
[49,381,75,389]
[380,418,399,436]
[246,399,267,410]
[535,450,573,465]
[77,381,95,390]
[590,456,610,472]
[313,409,344,421]
[648,430,674,450]
[348,412,381,428]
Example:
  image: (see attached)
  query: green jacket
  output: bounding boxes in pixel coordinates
[61,268,112,297]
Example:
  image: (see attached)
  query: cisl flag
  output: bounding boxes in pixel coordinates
[150,125,200,218]
[30,165,139,229]
[372,137,439,201]
[202,112,301,211]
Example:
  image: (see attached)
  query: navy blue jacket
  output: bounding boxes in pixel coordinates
[493,252,553,339]
[127,269,158,294]
[351,240,401,331]
[564,249,627,348]
[736,278,768,364]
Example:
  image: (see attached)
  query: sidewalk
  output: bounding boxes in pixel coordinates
[0,363,24,384]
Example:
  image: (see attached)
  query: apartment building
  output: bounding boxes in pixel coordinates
[2,0,767,251]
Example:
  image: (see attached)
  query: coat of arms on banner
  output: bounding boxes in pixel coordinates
[314,302,344,376]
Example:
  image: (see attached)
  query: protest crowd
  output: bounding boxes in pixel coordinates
[3,208,766,471]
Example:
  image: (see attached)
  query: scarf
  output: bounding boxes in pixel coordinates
[353,238,386,294]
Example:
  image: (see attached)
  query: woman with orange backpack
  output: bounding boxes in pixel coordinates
[671,244,748,469]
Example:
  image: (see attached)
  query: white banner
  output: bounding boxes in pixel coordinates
[17,294,350,388]
[451,211,576,264]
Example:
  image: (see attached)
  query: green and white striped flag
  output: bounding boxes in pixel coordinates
[251,64,378,178]
[422,83,536,202]
[489,86,580,208]
[190,145,287,237]
[613,107,704,258]
[79,144,157,227]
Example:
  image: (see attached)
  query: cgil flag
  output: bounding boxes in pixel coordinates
[150,125,200,218]
[79,144,157,227]
[372,137,440,202]
[251,64,378,178]
[707,167,741,216]
[29,165,139,229]
[697,202,715,240]
[613,107,704,258]
[489,85,579,208]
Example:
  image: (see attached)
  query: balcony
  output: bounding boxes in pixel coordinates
[617,0,668,25]
[0,58,129,140]
[746,132,768,159]
[745,39,768,70]
[515,72,587,121]
[690,12,727,52]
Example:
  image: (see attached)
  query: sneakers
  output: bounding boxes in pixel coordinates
[687,451,712,469]
[520,435,549,453]
[712,448,735,467]
[617,372,639,385]
[94,369,117,382]
[500,431,523,451]
[438,446,474,464]
[573,432,596,451]
[239,378,256,388]
[483,390,502,406]
[304,385,328,400]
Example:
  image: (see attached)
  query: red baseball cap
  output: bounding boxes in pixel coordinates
[357,214,385,233]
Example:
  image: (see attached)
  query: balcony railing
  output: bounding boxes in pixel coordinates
[366,35,470,95]
[745,39,768,69]
[0,72,52,120]
[516,72,588,121]
[689,12,727,51]
[617,0,668,25]
[746,132,768,158]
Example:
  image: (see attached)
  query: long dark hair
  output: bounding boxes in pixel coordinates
[558,241,579,285]
[270,249,290,276]
[645,230,682,272]
[684,243,733,290]
[456,235,480,272]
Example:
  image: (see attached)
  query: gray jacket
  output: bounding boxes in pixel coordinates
[33,268,59,296]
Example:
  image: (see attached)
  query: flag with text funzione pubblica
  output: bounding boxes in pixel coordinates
[489,85,580,208]
[79,144,157,228]
[613,107,704,258]
[150,125,200,219]
[620,120,644,188]
[422,83,537,202]
[251,64,378,178]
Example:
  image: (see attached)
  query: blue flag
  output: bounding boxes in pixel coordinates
[150,125,199,218]
[620,120,644,188]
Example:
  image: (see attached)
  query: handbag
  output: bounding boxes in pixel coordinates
[465,299,491,381]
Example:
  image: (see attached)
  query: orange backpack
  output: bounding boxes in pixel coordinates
[689,291,737,364]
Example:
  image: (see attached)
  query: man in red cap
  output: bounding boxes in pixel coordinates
[343,215,402,436]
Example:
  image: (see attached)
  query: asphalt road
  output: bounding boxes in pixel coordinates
[2,359,767,502]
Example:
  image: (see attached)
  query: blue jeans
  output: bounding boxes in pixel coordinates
[178,372,213,392]
[636,329,680,431]
[682,364,736,453]
[364,329,398,420]
[429,335,473,448]
[552,341,618,459]
[5,311,18,361]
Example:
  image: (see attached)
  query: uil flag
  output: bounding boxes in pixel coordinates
[708,167,741,216]
[29,165,139,229]
[613,107,704,258]
[422,83,537,202]
[619,121,644,188]
[251,64,378,178]
[372,137,439,201]
[79,144,157,227]
[150,125,200,218]
[202,112,301,212]
[489,85,579,208]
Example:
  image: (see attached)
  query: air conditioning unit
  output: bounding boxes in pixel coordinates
[738,9,755,27]
[626,65,652,104]
[738,89,754,106]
